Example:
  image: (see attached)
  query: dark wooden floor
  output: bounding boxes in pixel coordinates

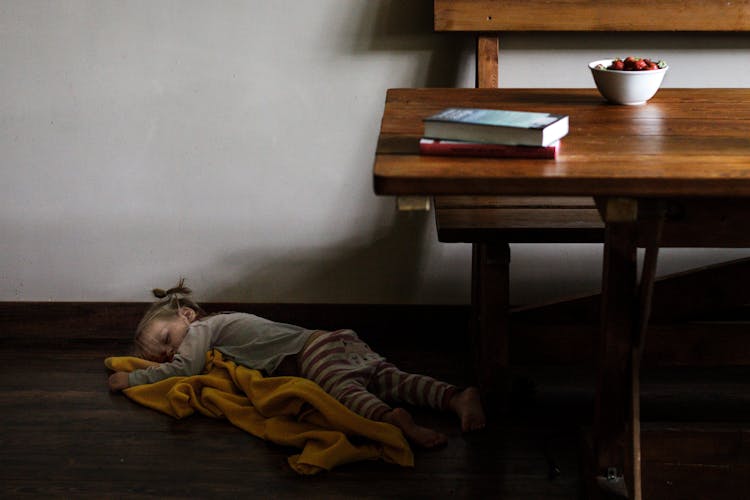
[2,303,749,499]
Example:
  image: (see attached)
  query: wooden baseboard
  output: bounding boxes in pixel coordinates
[0,302,471,351]
[3,301,748,366]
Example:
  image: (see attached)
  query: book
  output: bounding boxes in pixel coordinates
[419,138,559,159]
[423,107,569,147]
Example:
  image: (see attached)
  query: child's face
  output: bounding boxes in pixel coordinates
[139,308,194,362]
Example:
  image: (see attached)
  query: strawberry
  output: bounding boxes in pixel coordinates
[603,56,666,71]
[597,56,667,71]
[622,56,638,70]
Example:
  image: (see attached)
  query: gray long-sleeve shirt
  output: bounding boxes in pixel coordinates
[128,312,316,386]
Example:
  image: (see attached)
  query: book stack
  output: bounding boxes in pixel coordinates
[420,107,569,160]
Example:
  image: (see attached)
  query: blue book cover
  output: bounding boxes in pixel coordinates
[423,107,569,147]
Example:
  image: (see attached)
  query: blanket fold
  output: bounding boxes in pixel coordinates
[105,350,413,474]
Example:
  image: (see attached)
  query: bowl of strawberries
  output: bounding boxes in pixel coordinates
[589,57,669,105]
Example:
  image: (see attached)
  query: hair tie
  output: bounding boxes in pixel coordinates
[152,278,190,301]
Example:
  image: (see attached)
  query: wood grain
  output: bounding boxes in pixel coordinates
[375,88,750,197]
[2,303,749,498]
[435,0,750,32]
[475,35,499,88]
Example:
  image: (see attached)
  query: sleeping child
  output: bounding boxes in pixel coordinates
[108,279,485,448]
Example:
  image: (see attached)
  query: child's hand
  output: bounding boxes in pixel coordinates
[108,371,130,391]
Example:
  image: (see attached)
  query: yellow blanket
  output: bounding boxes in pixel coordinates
[104,350,413,474]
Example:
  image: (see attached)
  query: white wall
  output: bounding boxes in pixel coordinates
[1,1,749,304]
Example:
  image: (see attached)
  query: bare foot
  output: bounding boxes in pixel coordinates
[448,387,486,432]
[383,408,448,449]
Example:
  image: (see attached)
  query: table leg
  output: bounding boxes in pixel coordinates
[594,217,638,498]
[630,206,664,498]
[592,199,664,499]
[471,242,510,410]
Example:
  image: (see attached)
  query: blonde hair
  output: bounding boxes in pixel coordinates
[133,278,205,357]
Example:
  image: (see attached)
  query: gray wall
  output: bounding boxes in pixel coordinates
[2,1,749,304]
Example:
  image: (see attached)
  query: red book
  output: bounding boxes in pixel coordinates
[419,138,559,159]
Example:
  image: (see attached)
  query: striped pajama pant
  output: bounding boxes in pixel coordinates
[298,329,456,421]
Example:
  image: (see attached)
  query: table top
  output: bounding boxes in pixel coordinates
[373,88,750,198]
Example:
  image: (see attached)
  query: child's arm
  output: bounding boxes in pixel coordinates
[127,356,198,386]
[108,371,130,391]
[127,326,213,387]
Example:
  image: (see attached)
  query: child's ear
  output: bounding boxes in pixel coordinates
[179,307,196,323]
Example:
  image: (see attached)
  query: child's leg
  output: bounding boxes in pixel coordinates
[298,330,484,448]
[323,375,393,421]
[368,361,455,411]
[369,362,486,432]
[316,369,449,448]
[297,330,448,447]
[297,329,392,420]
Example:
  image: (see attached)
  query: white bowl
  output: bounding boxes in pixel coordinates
[588,59,668,105]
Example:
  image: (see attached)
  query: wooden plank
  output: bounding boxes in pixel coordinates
[380,133,750,159]
[0,302,469,341]
[3,302,748,367]
[641,424,750,464]
[512,257,750,325]
[435,0,750,32]
[508,322,750,367]
[436,207,604,242]
[434,198,600,245]
[3,337,749,499]
[585,425,750,500]
[375,153,750,197]
[643,323,750,367]
[434,195,603,242]
[0,341,587,499]
[436,207,604,229]
[379,133,750,157]
[644,198,750,247]
[380,89,750,140]
[375,89,750,198]
[644,463,750,500]
[641,424,750,499]
[435,195,597,209]
[475,35,498,88]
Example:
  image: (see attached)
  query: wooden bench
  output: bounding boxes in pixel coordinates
[430,0,750,402]
[436,195,603,399]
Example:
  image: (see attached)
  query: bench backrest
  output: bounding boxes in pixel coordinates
[435,0,750,32]
[434,0,750,87]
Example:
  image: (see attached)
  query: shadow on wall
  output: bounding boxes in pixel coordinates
[354,0,473,87]
[206,1,473,304]
[209,210,453,303]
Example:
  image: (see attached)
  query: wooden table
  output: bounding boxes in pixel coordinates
[373,88,750,499]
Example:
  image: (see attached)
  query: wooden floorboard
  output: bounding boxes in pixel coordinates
[0,343,582,499]
[2,305,750,498]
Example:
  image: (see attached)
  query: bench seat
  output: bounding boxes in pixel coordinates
[435,195,604,244]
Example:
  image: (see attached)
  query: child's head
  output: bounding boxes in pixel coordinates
[134,278,205,362]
